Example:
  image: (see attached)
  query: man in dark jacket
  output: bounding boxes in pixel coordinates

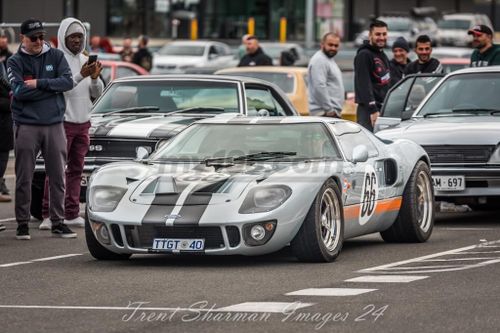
[238,35,273,67]
[404,35,443,75]
[132,35,152,71]
[389,37,410,86]
[354,20,391,132]
[7,19,75,240]
[469,25,500,67]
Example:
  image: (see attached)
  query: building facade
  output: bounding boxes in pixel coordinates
[1,0,498,42]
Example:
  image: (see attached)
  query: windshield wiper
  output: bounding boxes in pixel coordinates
[423,111,481,118]
[233,151,297,162]
[204,156,235,168]
[102,106,160,116]
[168,107,225,115]
[452,108,500,114]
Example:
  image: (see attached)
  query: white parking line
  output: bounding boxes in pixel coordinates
[0,218,16,223]
[358,240,500,274]
[0,254,83,268]
[285,288,377,296]
[0,304,200,311]
[217,302,314,313]
[345,275,429,283]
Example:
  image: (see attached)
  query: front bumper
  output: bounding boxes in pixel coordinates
[87,212,306,256]
[432,166,500,197]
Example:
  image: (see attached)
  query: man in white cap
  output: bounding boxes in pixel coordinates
[39,17,103,230]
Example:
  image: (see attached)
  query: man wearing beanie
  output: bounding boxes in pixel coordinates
[389,37,410,86]
[38,17,104,231]
[7,18,74,239]
[468,25,500,67]
[404,35,442,75]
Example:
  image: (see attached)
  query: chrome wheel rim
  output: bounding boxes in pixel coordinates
[416,171,433,232]
[320,188,341,251]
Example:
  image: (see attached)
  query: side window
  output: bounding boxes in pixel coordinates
[209,46,218,57]
[246,88,286,116]
[329,122,379,161]
[382,76,441,119]
[382,77,414,118]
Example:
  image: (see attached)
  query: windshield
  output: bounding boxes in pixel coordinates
[158,44,205,56]
[382,17,411,32]
[224,72,295,93]
[437,19,470,30]
[92,81,240,114]
[417,73,500,117]
[152,123,341,161]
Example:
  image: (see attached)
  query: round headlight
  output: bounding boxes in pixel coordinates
[250,225,266,241]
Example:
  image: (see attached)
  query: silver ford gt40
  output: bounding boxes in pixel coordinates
[86,116,435,262]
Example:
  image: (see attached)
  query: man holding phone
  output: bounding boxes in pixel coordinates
[7,18,75,239]
[38,17,103,230]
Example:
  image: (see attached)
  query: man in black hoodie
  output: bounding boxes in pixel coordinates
[404,35,442,75]
[354,20,391,132]
[238,35,272,67]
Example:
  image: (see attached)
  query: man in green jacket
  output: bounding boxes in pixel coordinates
[469,25,500,67]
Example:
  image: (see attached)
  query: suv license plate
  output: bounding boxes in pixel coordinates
[432,175,465,191]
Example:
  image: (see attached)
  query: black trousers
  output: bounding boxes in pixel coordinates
[356,104,374,132]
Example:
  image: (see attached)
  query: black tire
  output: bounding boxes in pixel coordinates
[381,161,434,243]
[291,179,344,262]
[85,211,131,260]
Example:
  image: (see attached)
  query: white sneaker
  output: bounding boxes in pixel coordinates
[64,216,85,228]
[39,218,52,230]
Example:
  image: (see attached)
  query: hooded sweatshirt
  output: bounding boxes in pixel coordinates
[57,17,103,123]
[7,42,73,125]
[354,41,391,113]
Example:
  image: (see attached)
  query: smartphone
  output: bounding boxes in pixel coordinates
[88,54,98,64]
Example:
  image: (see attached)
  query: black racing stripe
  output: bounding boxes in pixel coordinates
[174,193,212,226]
[142,205,176,224]
[150,194,180,205]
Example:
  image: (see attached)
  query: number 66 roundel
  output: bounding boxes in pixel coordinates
[359,165,379,225]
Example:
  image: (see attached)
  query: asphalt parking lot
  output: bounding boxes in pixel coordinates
[1,161,500,332]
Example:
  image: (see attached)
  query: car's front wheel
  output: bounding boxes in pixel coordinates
[381,161,434,243]
[291,179,344,262]
[85,211,131,260]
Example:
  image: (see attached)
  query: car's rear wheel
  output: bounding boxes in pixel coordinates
[381,161,434,243]
[85,211,131,260]
[291,179,344,262]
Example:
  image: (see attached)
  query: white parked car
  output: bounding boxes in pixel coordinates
[152,40,235,74]
[437,13,493,47]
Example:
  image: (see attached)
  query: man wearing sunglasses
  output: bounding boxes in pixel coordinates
[6,18,75,240]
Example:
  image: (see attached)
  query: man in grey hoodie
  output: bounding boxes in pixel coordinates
[307,32,344,117]
[7,18,75,240]
[39,17,103,230]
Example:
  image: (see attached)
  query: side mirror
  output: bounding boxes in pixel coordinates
[135,146,150,161]
[373,117,401,133]
[352,145,369,164]
[208,53,218,60]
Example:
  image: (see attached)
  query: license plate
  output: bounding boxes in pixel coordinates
[432,175,465,191]
[80,174,90,187]
[152,238,205,251]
